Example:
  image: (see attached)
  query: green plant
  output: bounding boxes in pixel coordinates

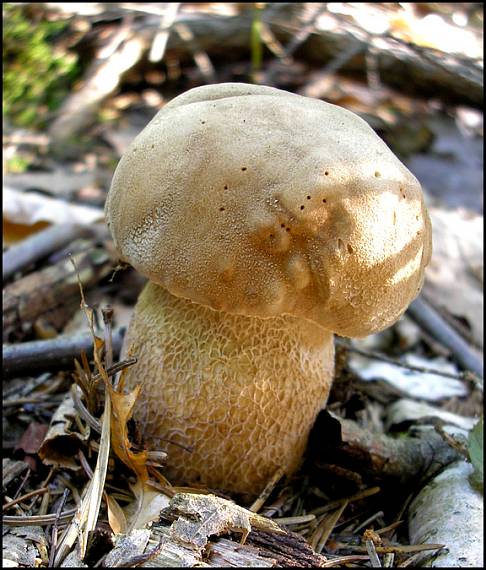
[5,155,31,173]
[3,4,80,128]
[250,2,264,81]
[468,415,483,492]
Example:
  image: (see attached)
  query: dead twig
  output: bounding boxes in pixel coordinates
[407,296,483,380]
[318,413,463,486]
[3,487,48,512]
[148,2,181,62]
[433,424,469,458]
[3,224,93,280]
[174,22,215,81]
[49,488,70,567]
[353,543,445,555]
[3,328,126,378]
[49,19,147,142]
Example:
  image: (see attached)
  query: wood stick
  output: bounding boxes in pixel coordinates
[3,487,48,512]
[3,328,125,378]
[407,296,483,378]
[3,224,93,280]
[315,413,464,486]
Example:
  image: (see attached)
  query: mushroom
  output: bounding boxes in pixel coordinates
[105,83,432,497]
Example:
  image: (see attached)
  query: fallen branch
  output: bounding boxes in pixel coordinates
[3,223,94,280]
[311,412,464,486]
[3,328,125,378]
[407,296,483,379]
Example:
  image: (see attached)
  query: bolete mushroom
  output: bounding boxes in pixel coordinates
[105,83,431,497]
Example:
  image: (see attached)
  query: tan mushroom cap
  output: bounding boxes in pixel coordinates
[106,83,431,337]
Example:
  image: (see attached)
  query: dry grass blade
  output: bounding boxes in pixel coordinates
[53,390,112,565]
[310,486,381,516]
[311,500,349,553]
[49,489,69,567]
[53,258,114,565]
[353,510,384,533]
[81,392,111,555]
[321,555,371,567]
[275,514,316,525]
[375,520,403,536]
[3,508,77,527]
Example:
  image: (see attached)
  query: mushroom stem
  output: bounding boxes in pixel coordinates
[123,281,334,496]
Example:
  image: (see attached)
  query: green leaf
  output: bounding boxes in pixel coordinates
[468,416,483,491]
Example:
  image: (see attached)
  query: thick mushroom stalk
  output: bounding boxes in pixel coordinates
[124,283,334,494]
[105,83,432,497]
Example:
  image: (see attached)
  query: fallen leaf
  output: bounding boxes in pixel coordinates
[125,479,171,532]
[107,381,149,483]
[468,416,483,489]
[38,393,90,470]
[106,493,128,535]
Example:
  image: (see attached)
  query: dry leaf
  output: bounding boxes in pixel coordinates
[107,382,149,483]
[3,217,49,245]
[106,494,128,535]
[15,422,49,456]
[2,458,30,488]
[38,393,90,470]
[125,479,171,532]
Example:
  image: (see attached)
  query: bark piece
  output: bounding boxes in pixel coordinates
[408,461,484,567]
[105,492,327,567]
[2,458,30,488]
[2,526,49,568]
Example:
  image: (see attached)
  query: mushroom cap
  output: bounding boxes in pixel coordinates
[106,83,431,337]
